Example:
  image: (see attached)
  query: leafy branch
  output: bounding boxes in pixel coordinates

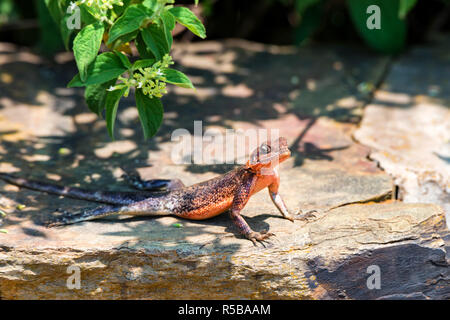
[45,0,206,139]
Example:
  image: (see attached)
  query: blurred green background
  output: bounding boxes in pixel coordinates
[1,0,449,55]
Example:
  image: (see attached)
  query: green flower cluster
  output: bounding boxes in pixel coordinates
[108,54,174,99]
[132,54,174,98]
[69,0,123,23]
[73,0,124,11]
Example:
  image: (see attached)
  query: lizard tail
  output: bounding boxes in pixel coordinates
[46,204,127,227]
[46,197,169,227]
[0,172,150,205]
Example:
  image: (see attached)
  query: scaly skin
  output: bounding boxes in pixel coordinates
[0,137,309,244]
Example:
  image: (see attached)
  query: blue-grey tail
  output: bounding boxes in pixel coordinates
[46,197,170,227]
[46,205,124,227]
[0,172,152,205]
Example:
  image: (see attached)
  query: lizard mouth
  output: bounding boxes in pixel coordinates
[278,147,291,161]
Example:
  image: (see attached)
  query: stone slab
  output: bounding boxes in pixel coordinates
[0,202,447,299]
[354,36,450,228]
[0,40,413,299]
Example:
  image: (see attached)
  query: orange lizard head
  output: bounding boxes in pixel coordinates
[245,137,291,172]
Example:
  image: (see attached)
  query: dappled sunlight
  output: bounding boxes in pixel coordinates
[353,42,450,228]
[0,40,395,237]
[0,0,448,299]
[0,39,444,251]
[94,140,138,159]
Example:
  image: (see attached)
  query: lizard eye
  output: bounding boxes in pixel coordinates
[260,144,271,154]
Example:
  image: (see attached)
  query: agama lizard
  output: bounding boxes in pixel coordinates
[0,137,312,244]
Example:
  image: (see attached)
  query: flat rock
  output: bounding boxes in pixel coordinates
[0,202,448,299]
[1,40,437,299]
[354,36,450,228]
[0,39,393,225]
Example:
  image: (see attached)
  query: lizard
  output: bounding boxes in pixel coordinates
[0,137,313,244]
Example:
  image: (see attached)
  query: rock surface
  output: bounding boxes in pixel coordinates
[0,202,448,299]
[354,37,450,228]
[0,40,448,299]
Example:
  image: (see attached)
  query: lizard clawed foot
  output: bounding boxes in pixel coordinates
[292,209,318,221]
[45,212,73,228]
[246,230,275,246]
[45,218,64,228]
[55,208,70,215]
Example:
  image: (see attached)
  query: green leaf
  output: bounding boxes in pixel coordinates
[58,147,71,155]
[38,0,64,55]
[135,89,164,139]
[107,4,151,45]
[44,0,63,25]
[140,25,169,60]
[142,0,158,11]
[293,0,323,45]
[85,79,117,115]
[169,6,206,39]
[73,22,104,82]
[295,0,320,15]
[79,3,99,25]
[161,11,175,49]
[110,29,139,50]
[105,87,127,139]
[398,0,417,19]
[60,14,74,50]
[162,9,176,31]
[115,50,132,69]
[163,69,194,89]
[68,52,128,87]
[135,31,155,59]
[132,59,156,70]
[112,0,131,16]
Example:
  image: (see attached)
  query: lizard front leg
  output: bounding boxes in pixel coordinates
[268,182,295,221]
[230,175,275,245]
[268,183,316,221]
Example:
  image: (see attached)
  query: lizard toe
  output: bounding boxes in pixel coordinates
[45,219,61,228]
[45,212,72,228]
[247,230,275,246]
[293,209,318,221]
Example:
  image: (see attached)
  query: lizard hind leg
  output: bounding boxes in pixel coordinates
[121,167,184,191]
[136,179,184,191]
[230,211,275,246]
